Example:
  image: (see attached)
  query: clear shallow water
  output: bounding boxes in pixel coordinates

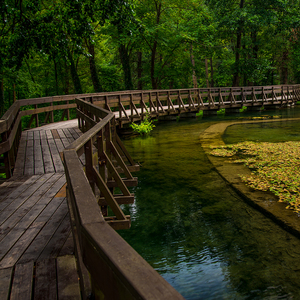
[119,107,300,299]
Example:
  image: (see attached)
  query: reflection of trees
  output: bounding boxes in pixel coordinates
[120,120,300,299]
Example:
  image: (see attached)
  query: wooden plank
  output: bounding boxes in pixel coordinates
[81,222,185,300]
[40,133,55,173]
[0,173,54,229]
[57,129,70,148]
[0,267,13,300]
[0,174,64,259]
[51,129,60,140]
[0,196,63,265]
[19,199,68,263]
[92,166,127,221]
[24,138,34,176]
[10,262,34,300]
[58,231,74,257]
[34,134,44,175]
[0,175,42,211]
[13,132,27,177]
[57,255,81,300]
[0,223,44,268]
[47,137,64,173]
[35,259,57,300]
[37,210,71,261]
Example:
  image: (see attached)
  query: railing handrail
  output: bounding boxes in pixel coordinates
[1,84,300,179]
[0,84,300,297]
[63,98,184,299]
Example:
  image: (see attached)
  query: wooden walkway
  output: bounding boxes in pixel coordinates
[0,120,83,300]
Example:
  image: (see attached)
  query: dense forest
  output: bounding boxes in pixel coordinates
[1,0,300,115]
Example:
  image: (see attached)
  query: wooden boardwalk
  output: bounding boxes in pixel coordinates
[0,120,83,300]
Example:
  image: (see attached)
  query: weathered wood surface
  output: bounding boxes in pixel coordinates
[65,99,185,300]
[0,123,82,299]
[0,85,299,180]
[14,124,82,177]
[5,85,298,299]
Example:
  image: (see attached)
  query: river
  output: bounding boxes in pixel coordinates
[119,107,300,299]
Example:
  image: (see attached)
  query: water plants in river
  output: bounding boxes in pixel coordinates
[210,141,300,212]
[130,114,155,135]
[217,108,226,115]
[239,106,247,113]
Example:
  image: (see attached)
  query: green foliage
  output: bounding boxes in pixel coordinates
[130,114,155,136]
[239,106,247,113]
[1,0,300,115]
[196,110,203,117]
[217,108,225,115]
[210,141,300,213]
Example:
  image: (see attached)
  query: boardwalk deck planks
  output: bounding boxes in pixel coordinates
[1,85,298,299]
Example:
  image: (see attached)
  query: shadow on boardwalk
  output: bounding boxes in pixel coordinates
[0,120,83,300]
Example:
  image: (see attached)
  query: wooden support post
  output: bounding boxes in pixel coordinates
[34,104,39,127]
[140,92,144,120]
[85,139,95,193]
[118,95,122,128]
[67,100,70,120]
[50,102,54,123]
[1,132,12,178]
[130,94,133,122]
[97,128,108,216]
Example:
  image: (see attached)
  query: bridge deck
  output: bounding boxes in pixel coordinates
[0,120,82,300]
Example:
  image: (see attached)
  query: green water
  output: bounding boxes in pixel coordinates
[120,107,300,299]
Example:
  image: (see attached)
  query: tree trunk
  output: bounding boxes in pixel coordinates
[119,44,133,90]
[87,42,102,92]
[68,51,82,94]
[281,50,289,84]
[151,40,158,89]
[64,62,70,95]
[137,51,143,90]
[0,78,4,117]
[232,0,244,87]
[150,2,162,90]
[205,58,210,88]
[54,60,59,95]
[190,44,198,88]
[210,58,214,87]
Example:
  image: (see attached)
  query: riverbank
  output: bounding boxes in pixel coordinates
[200,117,300,239]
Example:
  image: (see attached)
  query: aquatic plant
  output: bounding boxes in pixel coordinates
[217,108,225,115]
[239,106,247,113]
[210,141,300,213]
[130,114,155,135]
[196,110,203,117]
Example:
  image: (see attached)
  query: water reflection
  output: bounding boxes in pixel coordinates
[120,108,300,299]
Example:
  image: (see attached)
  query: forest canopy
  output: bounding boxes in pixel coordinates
[1,0,300,115]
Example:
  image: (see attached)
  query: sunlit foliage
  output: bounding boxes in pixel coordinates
[211,141,300,213]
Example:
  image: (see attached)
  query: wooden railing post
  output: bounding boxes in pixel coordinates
[85,138,95,193]
[67,100,70,120]
[1,131,12,178]
[34,104,39,127]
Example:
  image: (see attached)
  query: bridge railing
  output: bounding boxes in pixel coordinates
[0,84,300,298]
[1,84,300,179]
[79,85,300,126]
[63,98,185,299]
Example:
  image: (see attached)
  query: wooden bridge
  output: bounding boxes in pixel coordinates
[0,84,299,299]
